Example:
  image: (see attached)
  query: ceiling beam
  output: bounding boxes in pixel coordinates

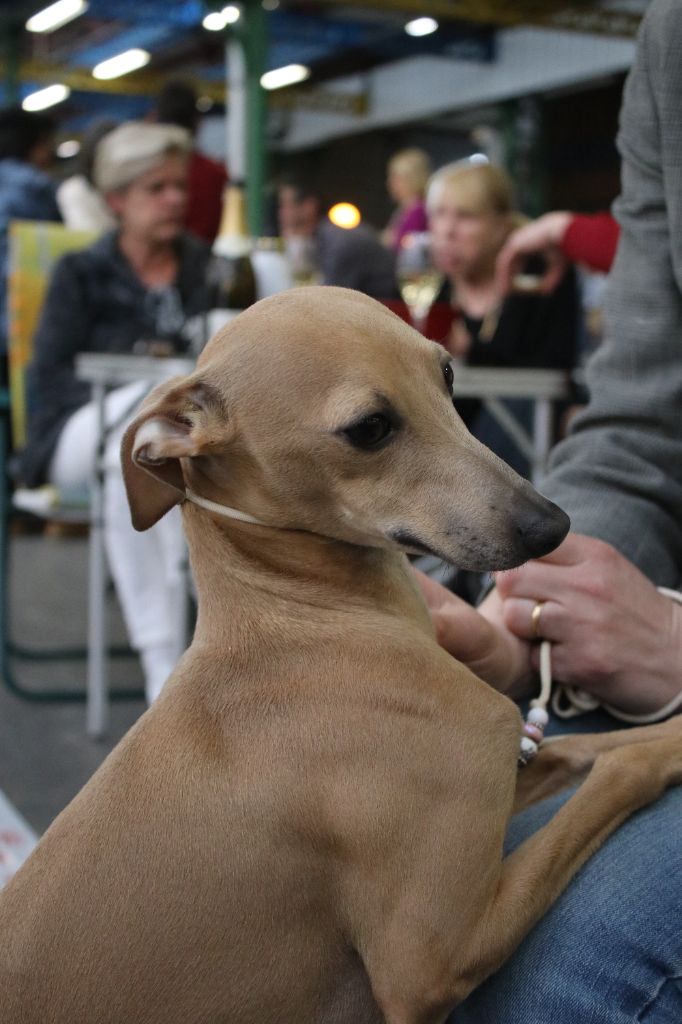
[309,1,642,38]
[7,59,227,101]
[0,59,367,116]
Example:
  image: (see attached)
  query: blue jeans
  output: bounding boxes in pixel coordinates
[449,710,682,1024]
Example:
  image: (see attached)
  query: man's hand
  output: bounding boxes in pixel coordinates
[495,533,682,716]
[414,570,532,693]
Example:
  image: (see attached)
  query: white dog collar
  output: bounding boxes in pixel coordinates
[184,488,268,527]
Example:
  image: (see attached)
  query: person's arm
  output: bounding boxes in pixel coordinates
[27,254,93,430]
[541,2,682,587]
[495,211,620,296]
[495,212,572,296]
[561,212,619,273]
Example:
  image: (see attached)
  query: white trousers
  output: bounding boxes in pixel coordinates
[49,382,187,702]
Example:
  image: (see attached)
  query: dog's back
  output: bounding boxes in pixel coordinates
[0,603,497,1023]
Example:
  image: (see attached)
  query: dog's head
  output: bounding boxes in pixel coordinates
[122,287,568,571]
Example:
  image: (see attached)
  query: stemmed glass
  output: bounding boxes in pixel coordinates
[396,231,443,333]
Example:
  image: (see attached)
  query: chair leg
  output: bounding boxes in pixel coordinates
[0,412,143,704]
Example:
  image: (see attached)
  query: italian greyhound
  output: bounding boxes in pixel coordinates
[1,287,680,1024]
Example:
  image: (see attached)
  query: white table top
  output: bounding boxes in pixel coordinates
[77,352,569,400]
[449,365,570,400]
[76,352,195,386]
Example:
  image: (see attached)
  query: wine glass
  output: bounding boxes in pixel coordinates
[285,236,321,287]
[396,231,443,333]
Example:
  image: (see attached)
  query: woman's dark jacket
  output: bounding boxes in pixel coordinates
[20,230,213,487]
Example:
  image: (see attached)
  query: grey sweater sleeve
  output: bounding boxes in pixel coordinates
[540,0,682,588]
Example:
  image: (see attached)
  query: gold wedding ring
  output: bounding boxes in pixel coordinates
[531,600,545,640]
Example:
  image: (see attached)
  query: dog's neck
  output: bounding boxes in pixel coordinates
[181,499,433,643]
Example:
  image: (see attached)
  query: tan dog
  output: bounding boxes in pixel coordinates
[1,286,681,1024]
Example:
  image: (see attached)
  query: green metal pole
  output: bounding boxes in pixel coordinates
[241,0,268,237]
[1,15,21,105]
[500,97,547,218]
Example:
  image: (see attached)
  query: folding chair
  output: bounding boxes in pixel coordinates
[0,220,141,703]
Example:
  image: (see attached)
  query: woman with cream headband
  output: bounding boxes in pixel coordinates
[21,121,215,702]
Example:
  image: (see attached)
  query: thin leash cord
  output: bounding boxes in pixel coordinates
[522,587,682,763]
[519,586,682,766]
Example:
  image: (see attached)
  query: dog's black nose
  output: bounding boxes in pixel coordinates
[516,500,570,559]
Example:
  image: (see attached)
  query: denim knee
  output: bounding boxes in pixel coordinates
[449,786,682,1024]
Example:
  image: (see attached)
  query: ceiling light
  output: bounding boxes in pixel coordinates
[260,64,310,90]
[328,203,361,230]
[468,152,490,165]
[57,139,81,158]
[405,17,438,37]
[92,49,150,80]
[202,12,225,31]
[22,84,71,111]
[26,0,88,34]
[202,5,240,31]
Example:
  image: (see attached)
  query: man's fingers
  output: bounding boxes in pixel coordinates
[411,567,461,611]
[496,536,585,593]
[502,596,558,642]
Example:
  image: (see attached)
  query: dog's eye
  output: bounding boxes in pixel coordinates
[442,361,454,397]
[343,413,394,450]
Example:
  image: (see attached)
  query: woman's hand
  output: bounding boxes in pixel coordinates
[444,319,472,358]
[495,533,682,716]
[413,570,532,693]
[495,211,572,296]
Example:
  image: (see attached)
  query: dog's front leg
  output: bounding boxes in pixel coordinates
[358,719,682,1023]
[513,715,682,812]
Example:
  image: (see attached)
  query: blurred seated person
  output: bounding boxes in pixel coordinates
[496,209,620,295]
[427,160,579,475]
[382,147,431,252]
[0,106,61,379]
[276,175,399,300]
[154,79,228,244]
[56,118,118,232]
[19,121,216,704]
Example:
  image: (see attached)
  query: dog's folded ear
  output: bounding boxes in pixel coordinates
[121,375,224,530]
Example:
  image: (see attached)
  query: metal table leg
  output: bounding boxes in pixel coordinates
[86,381,109,738]
[531,398,552,485]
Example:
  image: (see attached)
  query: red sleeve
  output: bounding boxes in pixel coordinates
[561,212,620,273]
[185,152,229,243]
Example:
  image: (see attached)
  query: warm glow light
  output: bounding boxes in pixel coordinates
[57,139,81,158]
[202,5,240,31]
[92,49,150,80]
[260,64,310,90]
[405,17,438,37]
[26,0,88,34]
[22,84,71,111]
[328,202,361,230]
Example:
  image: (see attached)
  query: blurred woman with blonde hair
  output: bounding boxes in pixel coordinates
[427,159,579,474]
[383,147,431,251]
[428,159,577,366]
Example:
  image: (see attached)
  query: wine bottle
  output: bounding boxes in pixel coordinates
[209,184,257,315]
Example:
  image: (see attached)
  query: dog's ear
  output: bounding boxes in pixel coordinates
[121,375,224,531]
